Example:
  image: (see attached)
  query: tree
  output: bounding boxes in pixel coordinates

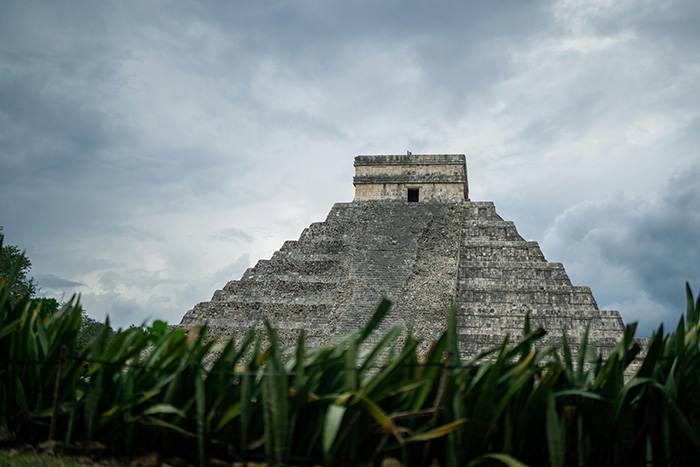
[0,226,37,303]
[0,226,115,345]
[77,311,114,349]
[38,297,61,316]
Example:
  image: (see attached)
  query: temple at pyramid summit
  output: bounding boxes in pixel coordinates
[180,154,626,356]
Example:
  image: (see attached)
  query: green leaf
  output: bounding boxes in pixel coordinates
[405,418,467,442]
[215,402,241,433]
[467,453,530,467]
[0,318,21,339]
[359,326,400,372]
[407,333,447,411]
[263,320,290,464]
[636,326,664,378]
[148,319,168,337]
[686,283,698,324]
[561,331,573,377]
[140,417,196,438]
[35,315,49,356]
[355,393,398,434]
[447,301,459,361]
[344,341,358,391]
[323,404,346,457]
[359,339,418,400]
[656,382,700,452]
[195,368,206,467]
[546,394,564,467]
[358,298,392,343]
[142,403,187,418]
[293,329,306,388]
[576,322,591,380]
[553,389,605,401]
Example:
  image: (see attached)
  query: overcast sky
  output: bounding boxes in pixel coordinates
[1,0,699,336]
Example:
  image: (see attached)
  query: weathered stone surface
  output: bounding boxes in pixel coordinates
[353,153,468,202]
[180,154,626,357]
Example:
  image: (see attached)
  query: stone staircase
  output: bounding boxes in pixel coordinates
[455,202,624,357]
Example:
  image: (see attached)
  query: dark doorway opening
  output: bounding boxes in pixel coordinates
[407,188,419,202]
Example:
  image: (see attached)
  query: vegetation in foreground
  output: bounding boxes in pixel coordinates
[2,258,700,465]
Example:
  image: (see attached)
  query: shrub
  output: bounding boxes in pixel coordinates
[2,273,700,466]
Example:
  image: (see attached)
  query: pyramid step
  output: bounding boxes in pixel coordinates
[297,230,344,244]
[217,301,331,319]
[325,202,364,223]
[460,242,546,262]
[301,219,356,239]
[278,238,347,255]
[298,222,327,239]
[458,285,597,306]
[461,239,544,248]
[297,229,350,245]
[272,250,342,262]
[463,202,503,221]
[462,220,524,241]
[460,283,593,294]
[460,276,572,288]
[456,332,621,353]
[185,302,333,330]
[213,279,338,303]
[254,274,339,283]
[247,257,342,279]
[462,261,567,270]
[223,293,336,305]
[461,262,570,282]
[458,303,604,314]
[204,319,328,331]
[221,277,339,294]
[457,314,624,334]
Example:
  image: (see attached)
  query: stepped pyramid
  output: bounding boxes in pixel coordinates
[181,154,626,356]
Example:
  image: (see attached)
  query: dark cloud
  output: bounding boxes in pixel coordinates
[0,0,698,332]
[543,165,700,336]
[35,273,84,289]
[601,167,700,305]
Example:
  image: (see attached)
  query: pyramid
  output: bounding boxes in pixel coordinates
[180,154,625,356]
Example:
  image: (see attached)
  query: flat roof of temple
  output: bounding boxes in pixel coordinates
[354,154,466,166]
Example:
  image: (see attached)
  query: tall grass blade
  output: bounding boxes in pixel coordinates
[358,299,392,343]
[195,353,207,467]
[546,394,564,467]
[466,453,530,467]
[323,404,346,459]
[405,418,467,442]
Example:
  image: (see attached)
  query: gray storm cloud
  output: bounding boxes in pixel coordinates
[0,0,698,331]
[542,165,700,335]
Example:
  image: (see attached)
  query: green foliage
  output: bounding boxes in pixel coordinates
[2,273,700,466]
[0,227,37,303]
[77,310,114,350]
[36,297,61,316]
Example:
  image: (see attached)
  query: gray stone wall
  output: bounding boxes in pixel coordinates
[353,154,469,202]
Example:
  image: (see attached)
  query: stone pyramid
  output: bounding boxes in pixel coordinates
[180,154,625,356]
